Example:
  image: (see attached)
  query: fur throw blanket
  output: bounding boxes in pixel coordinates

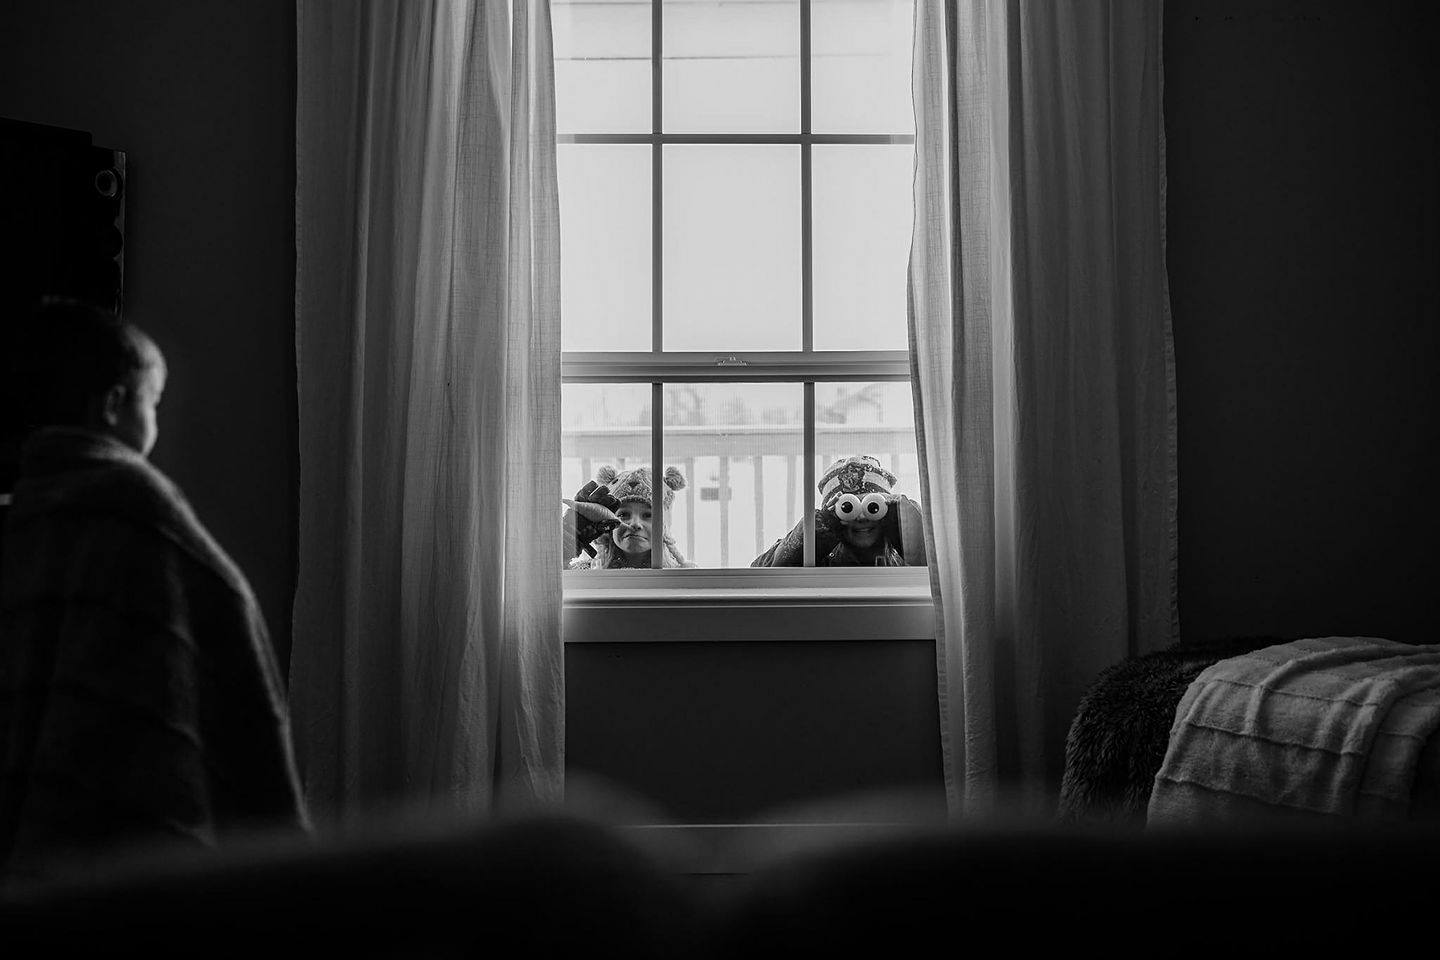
[1057,636,1288,825]
[0,429,309,886]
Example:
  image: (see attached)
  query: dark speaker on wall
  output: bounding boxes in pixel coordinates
[0,118,127,318]
[0,117,128,497]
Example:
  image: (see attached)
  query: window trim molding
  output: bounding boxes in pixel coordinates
[562,567,936,643]
[561,350,912,382]
[558,133,915,146]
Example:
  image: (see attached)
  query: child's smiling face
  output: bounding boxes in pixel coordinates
[841,517,881,549]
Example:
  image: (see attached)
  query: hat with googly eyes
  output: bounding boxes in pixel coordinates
[818,455,897,520]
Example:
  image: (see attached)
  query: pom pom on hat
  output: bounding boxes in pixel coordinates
[594,464,686,509]
[818,455,896,512]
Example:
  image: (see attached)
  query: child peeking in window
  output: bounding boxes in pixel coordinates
[561,464,693,569]
[752,454,926,567]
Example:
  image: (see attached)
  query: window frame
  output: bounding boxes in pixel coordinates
[557,0,928,611]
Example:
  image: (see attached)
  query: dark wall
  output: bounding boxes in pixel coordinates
[573,2,1440,818]
[4,0,1433,824]
[566,640,946,823]
[0,1,300,661]
[1166,0,1440,644]
[0,0,943,826]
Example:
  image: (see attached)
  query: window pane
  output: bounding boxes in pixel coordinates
[559,144,652,351]
[812,145,913,351]
[553,0,651,134]
[812,0,915,135]
[663,383,805,568]
[814,381,925,565]
[662,0,799,133]
[663,145,801,351]
[562,383,653,567]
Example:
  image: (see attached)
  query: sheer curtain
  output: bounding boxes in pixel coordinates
[908,1,1177,816]
[291,0,563,823]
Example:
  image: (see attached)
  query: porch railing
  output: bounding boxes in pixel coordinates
[563,424,918,566]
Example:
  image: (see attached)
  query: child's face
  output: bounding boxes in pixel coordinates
[840,516,881,550]
[833,491,888,550]
[109,340,166,458]
[611,502,653,557]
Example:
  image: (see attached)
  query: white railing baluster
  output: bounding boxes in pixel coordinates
[753,455,765,555]
[718,455,731,567]
[786,453,797,527]
[684,455,696,558]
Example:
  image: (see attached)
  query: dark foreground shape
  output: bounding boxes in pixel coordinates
[4,814,1437,957]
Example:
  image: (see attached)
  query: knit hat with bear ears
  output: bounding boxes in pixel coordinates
[818,455,896,513]
[596,464,686,510]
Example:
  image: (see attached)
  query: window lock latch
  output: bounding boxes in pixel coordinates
[715,356,749,367]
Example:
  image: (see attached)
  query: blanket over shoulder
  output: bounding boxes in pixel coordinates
[0,429,309,883]
[1147,636,1440,827]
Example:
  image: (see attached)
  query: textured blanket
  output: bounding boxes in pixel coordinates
[1147,636,1440,826]
[0,429,309,885]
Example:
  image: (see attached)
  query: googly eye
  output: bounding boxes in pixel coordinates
[833,494,861,519]
[860,493,889,520]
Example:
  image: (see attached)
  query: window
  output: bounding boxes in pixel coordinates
[555,0,925,601]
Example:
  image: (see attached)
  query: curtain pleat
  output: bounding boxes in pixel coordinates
[909,0,1177,816]
[292,0,563,824]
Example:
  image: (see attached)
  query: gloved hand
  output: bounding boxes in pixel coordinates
[815,506,845,559]
[562,480,622,557]
[877,495,903,546]
[892,495,926,565]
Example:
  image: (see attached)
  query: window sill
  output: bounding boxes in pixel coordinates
[562,567,935,643]
[563,565,930,601]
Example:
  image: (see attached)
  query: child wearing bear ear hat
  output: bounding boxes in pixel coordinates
[752,454,926,567]
[562,464,693,569]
